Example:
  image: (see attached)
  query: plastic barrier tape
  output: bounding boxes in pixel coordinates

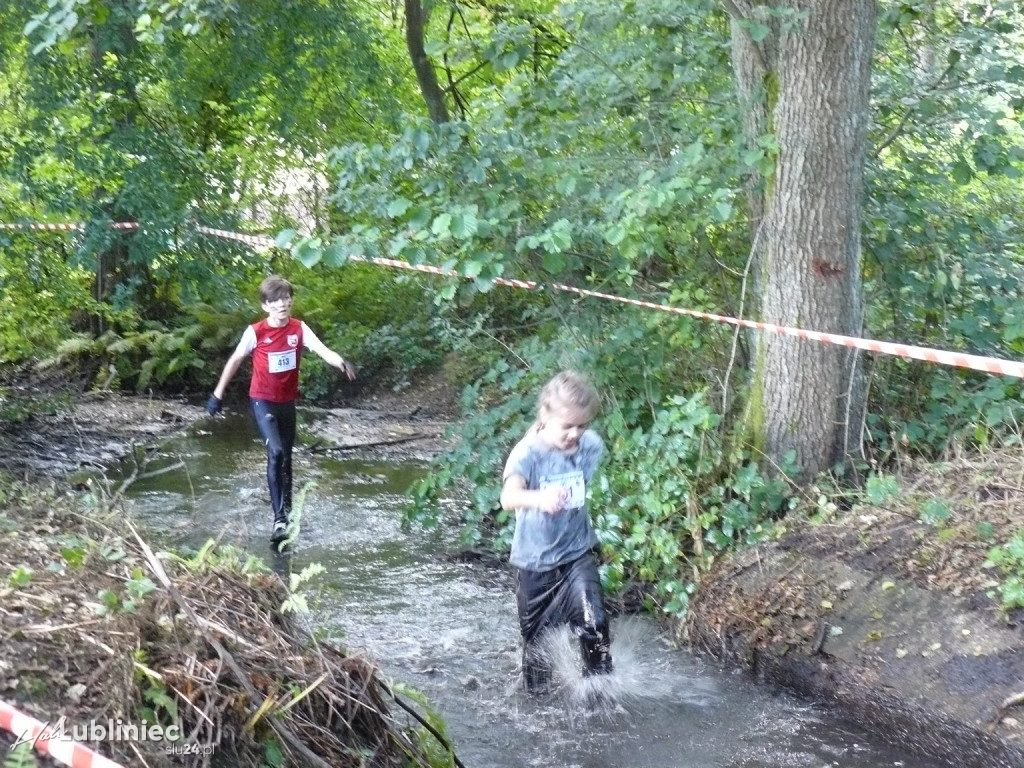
[0,700,126,768]
[5,220,1024,379]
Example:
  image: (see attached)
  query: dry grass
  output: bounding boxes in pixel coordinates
[0,477,455,768]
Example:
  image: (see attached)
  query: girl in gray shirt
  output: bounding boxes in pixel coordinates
[500,370,614,694]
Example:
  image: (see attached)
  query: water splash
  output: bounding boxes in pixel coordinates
[517,617,718,720]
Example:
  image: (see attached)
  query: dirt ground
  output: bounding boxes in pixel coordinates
[0,368,461,479]
[683,448,1024,768]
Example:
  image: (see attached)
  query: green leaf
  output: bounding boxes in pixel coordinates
[556,175,577,195]
[293,238,323,268]
[275,229,297,249]
[500,50,521,70]
[920,498,951,526]
[264,738,285,767]
[545,218,572,252]
[742,149,764,166]
[951,161,973,184]
[323,241,349,268]
[408,206,432,229]
[605,224,627,246]
[431,213,452,237]
[865,474,899,505]
[451,210,479,239]
[542,251,566,273]
[387,197,412,218]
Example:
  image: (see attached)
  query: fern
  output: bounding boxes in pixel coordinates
[53,334,98,358]
[4,741,39,768]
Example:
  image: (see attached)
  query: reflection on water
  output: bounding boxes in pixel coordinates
[119,418,939,768]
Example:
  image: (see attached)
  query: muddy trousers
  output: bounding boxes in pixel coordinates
[251,399,296,526]
[515,552,613,692]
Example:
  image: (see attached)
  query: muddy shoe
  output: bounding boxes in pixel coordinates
[270,518,289,546]
[583,655,613,676]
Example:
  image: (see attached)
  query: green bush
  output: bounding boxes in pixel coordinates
[984,530,1024,610]
[405,309,795,617]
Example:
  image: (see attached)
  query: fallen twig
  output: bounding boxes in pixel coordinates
[990,690,1024,729]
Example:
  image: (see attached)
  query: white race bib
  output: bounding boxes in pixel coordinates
[267,349,297,373]
[540,470,586,510]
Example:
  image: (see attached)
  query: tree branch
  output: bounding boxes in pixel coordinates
[873,59,957,157]
[719,0,770,76]
[404,0,451,123]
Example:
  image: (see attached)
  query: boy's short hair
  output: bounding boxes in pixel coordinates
[260,275,294,303]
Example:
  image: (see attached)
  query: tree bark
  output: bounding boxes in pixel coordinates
[404,0,450,124]
[745,0,876,481]
[726,1,778,366]
[726,0,777,244]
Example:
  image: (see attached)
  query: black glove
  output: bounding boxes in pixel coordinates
[206,395,223,416]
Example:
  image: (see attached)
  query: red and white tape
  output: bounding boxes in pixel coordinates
[6,220,1024,380]
[0,700,125,768]
[0,222,139,232]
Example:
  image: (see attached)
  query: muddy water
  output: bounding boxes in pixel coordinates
[118,415,938,768]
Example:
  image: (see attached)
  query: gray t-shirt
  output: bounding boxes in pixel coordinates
[503,428,604,571]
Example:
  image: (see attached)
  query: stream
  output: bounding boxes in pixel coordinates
[114,412,940,768]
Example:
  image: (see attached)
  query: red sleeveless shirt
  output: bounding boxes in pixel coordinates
[249,318,304,403]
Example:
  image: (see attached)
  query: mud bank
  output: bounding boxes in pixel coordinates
[0,391,450,479]
[682,458,1024,768]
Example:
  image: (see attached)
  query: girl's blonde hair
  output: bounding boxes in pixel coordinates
[537,370,600,422]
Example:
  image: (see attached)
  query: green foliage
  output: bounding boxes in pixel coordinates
[3,0,414,380]
[593,390,790,616]
[3,741,39,768]
[0,231,108,363]
[405,349,539,541]
[317,0,746,317]
[984,530,1024,609]
[262,737,285,768]
[390,683,458,768]
[288,265,450,395]
[34,306,245,393]
[864,474,900,505]
[864,1,1024,456]
[281,562,326,615]
[920,497,952,526]
[406,311,795,617]
[171,539,268,576]
[8,565,33,588]
[134,649,179,732]
[94,568,156,615]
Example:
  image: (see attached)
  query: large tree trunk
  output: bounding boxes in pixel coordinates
[727,2,778,368]
[744,1,876,482]
[404,0,450,124]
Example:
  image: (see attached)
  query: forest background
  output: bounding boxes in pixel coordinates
[2,0,1024,617]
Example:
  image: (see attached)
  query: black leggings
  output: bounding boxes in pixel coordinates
[515,552,613,687]
[251,399,296,522]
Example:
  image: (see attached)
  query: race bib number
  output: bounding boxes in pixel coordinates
[267,349,297,373]
[540,471,586,510]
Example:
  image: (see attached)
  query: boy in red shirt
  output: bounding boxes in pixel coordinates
[207,275,356,545]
